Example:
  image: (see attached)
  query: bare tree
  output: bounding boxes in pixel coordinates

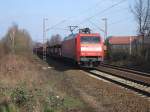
[131,0,150,37]
[131,0,150,60]
[48,34,62,46]
[1,25,33,54]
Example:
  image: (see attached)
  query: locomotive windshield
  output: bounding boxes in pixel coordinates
[80,36,100,43]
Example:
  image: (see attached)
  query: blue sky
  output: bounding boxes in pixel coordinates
[0,0,136,42]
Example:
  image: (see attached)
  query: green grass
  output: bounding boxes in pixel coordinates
[0,103,18,112]
[63,96,83,109]
[43,95,84,112]
[0,86,84,112]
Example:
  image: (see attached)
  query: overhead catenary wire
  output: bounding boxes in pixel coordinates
[88,20,105,32]
[109,18,135,27]
[66,0,108,20]
[50,27,68,31]
[87,7,129,26]
[99,7,129,17]
[78,0,127,25]
[46,0,129,36]
[46,20,67,31]
[88,6,130,25]
[87,17,135,34]
[45,0,108,31]
[82,0,107,12]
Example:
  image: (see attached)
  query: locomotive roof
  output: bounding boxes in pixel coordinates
[64,34,77,40]
[64,33,101,41]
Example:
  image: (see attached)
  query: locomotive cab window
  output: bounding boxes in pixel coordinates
[80,36,100,43]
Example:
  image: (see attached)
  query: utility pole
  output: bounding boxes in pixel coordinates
[129,36,132,55]
[102,18,108,41]
[43,18,48,61]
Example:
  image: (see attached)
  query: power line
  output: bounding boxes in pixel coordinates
[88,20,104,32]
[86,7,129,25]
[46,20,67,31]
[50,27,68,31]
[46,0,108,31]
[83,0,106,11]
[67,0,108,20]
[45,0,127,34]
[87,7,129,27]
[100,7,129,17]
[109,18,135,26]
[79,0,109,15]
[78,0,127,25]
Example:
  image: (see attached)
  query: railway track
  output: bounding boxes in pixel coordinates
[101,64,150,77]
[85,65,150,98]
[98,64,150,86]
[34,56,150,98]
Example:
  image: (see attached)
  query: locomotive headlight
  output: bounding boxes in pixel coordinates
[91,46,102,52]
[81,46,102,51]
[95,46,102,52]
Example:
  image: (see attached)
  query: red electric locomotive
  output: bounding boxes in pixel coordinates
[61,28,104,67]
[45,28,104,67]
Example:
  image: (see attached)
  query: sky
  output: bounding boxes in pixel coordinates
[0,0,136,42]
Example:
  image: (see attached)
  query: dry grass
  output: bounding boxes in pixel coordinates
[0,54,149,112]
[38,58,150,112]
[64,69,150,112]
[0,54,86,112]
[0,54,39,86]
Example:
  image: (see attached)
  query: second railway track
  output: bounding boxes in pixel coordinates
[101,64,150,77]
[84,65,150,98]
[97,64,150,86]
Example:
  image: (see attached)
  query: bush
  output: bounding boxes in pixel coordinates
[127,54,145,65]
[11,86,30,106]
[1,25,33,55]
[110,52,128,61]
[44,93,83,112]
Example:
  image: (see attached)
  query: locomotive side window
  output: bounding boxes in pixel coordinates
[80,36,100,43]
